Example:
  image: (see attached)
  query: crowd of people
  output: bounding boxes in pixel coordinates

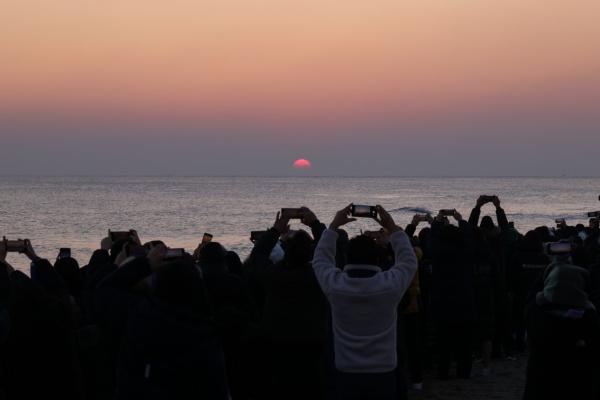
[1,196,600,400]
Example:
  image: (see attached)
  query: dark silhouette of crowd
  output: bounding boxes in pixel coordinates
[1,196,600,400]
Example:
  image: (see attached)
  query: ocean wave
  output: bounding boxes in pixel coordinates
[389,206,433,214]
[506,212,591,220]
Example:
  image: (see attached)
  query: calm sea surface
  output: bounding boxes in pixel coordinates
[1,176,599,273]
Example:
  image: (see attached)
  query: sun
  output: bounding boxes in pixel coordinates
[293,159,312,169]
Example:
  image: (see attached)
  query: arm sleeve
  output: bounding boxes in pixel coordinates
[496,207,509,232]
[312,229,341,295]
[309,220,327,243]
[468,207,481,227]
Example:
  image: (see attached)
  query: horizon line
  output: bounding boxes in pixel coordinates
[1,174,600,179]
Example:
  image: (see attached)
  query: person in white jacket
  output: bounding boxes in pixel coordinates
[312,204,417,400]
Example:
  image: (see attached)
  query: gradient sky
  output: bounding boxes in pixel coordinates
[1,0,599,176]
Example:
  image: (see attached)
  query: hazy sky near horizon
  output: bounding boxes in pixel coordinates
[1,0,599,176]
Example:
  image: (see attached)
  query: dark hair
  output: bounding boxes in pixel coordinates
[32,259,69,299]
[480,216,495,230]
[152,256,210,315]
[198,242,227,269]
[110,238,135,263]
[521,230,543,252]
[283,230,313,267]
[225,251,243,276]
[346,235,379,266]
[53,257,82,303]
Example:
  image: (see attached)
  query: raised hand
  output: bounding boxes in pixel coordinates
[300,206,318,226]
[329,204,356,230]
[0,239,6,262]
[101,236,112,251]
[492,196,501,209]
[453,210,463,222]
[476,195,487,208]
[23,239,39,261]
[411,214,423,226]
[374,205,401,234]
[273,211,291,235]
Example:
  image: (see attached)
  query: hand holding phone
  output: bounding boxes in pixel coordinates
[202,233,213,243]
[281,208,304,219]
[164,248,185,260]
[439,209,456,217]
[351,204,378,218]
[250,231,267,242]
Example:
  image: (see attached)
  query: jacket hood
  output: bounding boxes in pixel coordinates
[536,262,594,310]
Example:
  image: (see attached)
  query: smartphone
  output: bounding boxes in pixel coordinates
[202,233,213,243]
[587,211,600,218]
[250,230,267,242]
[58,248,71,259]
[439,209,456,217]
[3,237,26,253]
[546,242,572,255]
[481,195,495,203]
[108,229,133,242]
[164,248,185,260]
[351,204,377,218]
[363,230,384,239]
[281,208,304,219]
[555,218,566,225]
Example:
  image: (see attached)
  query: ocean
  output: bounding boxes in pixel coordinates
[1,176,599,273]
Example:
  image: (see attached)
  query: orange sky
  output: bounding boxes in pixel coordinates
[1,0,599,120]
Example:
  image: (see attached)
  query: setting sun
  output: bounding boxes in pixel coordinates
[293,159,312,169]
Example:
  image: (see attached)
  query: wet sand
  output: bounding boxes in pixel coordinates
[411,355,526,400]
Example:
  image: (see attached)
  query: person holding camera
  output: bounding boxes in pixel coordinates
[243,206,329,399]
[312,204,417,400]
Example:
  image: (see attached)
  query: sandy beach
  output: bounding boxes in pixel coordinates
[413,356,526,400]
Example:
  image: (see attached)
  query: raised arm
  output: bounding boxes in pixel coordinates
[299,206,327,243]
[312,205,356,294]
[493,196,509,232]
[468,196,486,227]
[244,211,288,276]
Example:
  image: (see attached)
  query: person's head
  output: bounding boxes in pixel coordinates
[538,263,593,310]
[110,238,136,264]
[346,235,379,266]
[282,229,313,267]
[152,255,210,315]
[480,216,495,230]
[198,242,227,272]
[534,226,553,243]
[440,224,463,247]
[53,257,82,301]
[521,230,543,252]
[31,259,69,300]
[418,227,431,258]
[225,251,243,276]
[480,216,500,238]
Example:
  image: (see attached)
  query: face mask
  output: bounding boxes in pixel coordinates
[269,242,285,264]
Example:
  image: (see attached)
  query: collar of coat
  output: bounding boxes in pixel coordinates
[344,264,382,278]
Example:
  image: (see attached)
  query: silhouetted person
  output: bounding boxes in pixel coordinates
[96,248,229,400]
[523,262,600,400]
[244,207,328,399]
[430,210,475,379]
[199,242,258,400]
